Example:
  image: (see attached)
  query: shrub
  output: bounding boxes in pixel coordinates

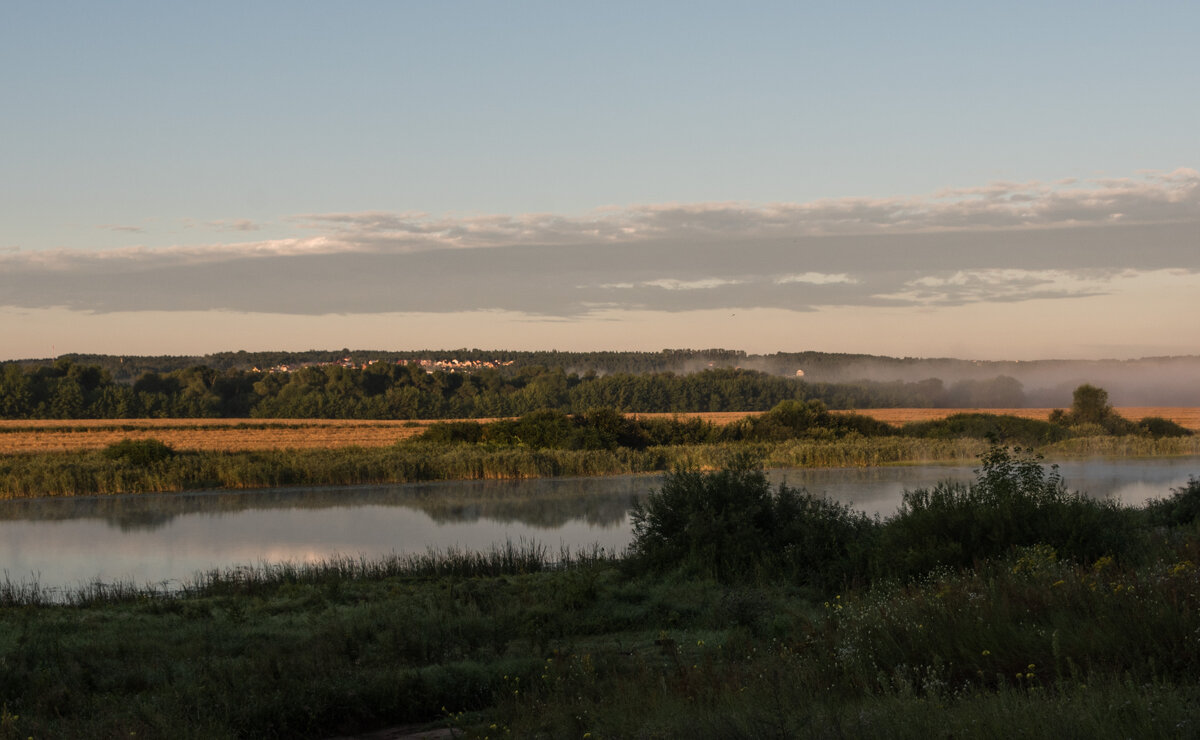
[1144,477,1200,528]
[902,413,1069,445]
[1136,417,1193,438]
[876,445,1141,577]
[417,420,485,445]
[723,399,893,442]
[629,454,875,587]
[101,438,175,466]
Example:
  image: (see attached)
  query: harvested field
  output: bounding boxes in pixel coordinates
[0,419,444,453]
[1,408,1197,454]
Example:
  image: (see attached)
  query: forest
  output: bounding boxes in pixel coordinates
[0,357,1054,420]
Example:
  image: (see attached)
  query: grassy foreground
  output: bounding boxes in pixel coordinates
[3,452,1200,738]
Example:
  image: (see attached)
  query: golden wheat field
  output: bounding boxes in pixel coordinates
[0,419,442,453]
[1,408,1197,454]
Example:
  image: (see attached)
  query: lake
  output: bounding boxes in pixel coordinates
[1,457,1196,594]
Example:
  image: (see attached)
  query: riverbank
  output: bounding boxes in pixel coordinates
[4,460,1200,739]
[2,435,1200,500]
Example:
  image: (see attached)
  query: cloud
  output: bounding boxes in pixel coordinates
[98,224,145,233]
[775,272,857,285]
[273,168,1200,255]
[616,278,748,291]
[2,170,1197,317]
[870,268,1123,306]
[208,219,263,232]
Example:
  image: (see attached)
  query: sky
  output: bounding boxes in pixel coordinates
[2,1,1198,362]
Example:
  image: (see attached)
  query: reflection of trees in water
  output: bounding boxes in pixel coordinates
[417,492,635,528]
[0,464,1192,531]
[112,510,179,532]
[0,476,658,531]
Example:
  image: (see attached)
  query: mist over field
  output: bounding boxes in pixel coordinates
[780,355,1200,407]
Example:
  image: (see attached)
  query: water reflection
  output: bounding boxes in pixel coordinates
[0,458,1196,593]
[768,458,1200,517]
[0,475,653,531]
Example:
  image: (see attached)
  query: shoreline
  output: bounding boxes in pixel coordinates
[2,436,1199,501]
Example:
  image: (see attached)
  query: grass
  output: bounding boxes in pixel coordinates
[4,529,1200,738]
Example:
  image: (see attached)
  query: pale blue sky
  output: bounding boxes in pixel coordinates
[1,2,1198,360]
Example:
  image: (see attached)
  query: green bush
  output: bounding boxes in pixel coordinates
[417,420,485,444]
[724,399,894,442]
[902,413,1069,445]
[876,446,1141,577]
[1136,416,1193,438]
[1144,477,1200,528]
[629,455,875,587]
[101,438,175,466]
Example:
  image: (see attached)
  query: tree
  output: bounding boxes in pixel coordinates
[1071,384,1111,425]
[1049,384,1135,434]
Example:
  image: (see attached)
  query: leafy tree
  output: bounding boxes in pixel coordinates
[1071,384,1112,425]
[1050,384,1136,434]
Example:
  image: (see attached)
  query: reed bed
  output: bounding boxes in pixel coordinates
[0,438,1019,500]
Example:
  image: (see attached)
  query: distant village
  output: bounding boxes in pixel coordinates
[253,357,516,375]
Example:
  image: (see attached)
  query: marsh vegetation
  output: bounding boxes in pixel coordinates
[1,386,1195,500]
[2,450,1200,738]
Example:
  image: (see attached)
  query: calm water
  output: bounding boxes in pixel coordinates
[1,458,1196,593]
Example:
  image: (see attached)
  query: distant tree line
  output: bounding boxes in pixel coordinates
[0,358,1052,420]
[1,358,1186,424]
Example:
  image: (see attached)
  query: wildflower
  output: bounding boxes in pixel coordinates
[982,650,991,656]
[1170,560,1195,577]
[1028,663,1036,670]
[697,640,705,647]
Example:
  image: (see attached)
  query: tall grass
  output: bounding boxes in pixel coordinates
[0,438,1001,499]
